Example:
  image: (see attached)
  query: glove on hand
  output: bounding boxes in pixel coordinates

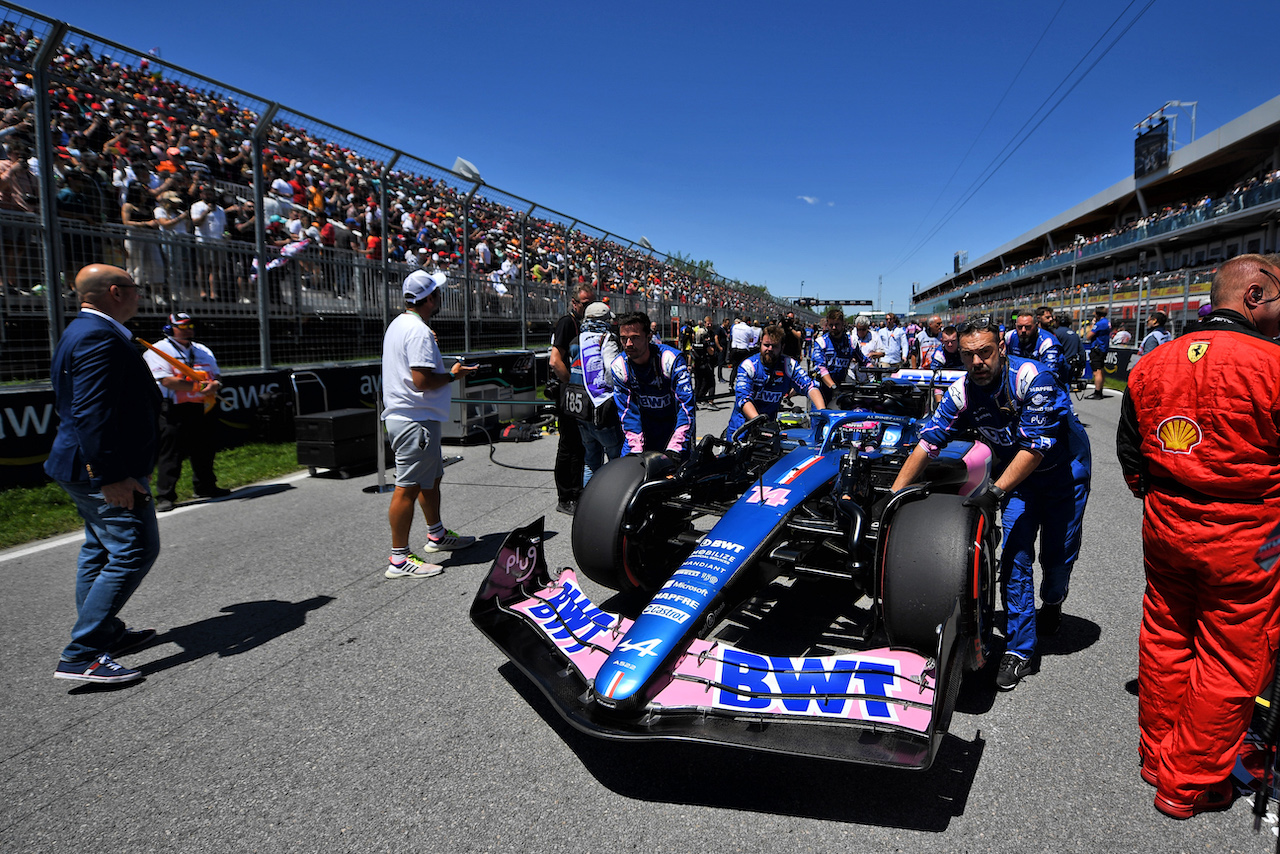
[963,482,1006,514]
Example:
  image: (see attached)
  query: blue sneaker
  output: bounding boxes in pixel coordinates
[54,653,143,684]
[108,628,157,657]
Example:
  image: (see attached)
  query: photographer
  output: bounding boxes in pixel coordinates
[779,311,804,360]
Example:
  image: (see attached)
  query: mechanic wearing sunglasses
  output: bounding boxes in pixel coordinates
[891,314,1092,690]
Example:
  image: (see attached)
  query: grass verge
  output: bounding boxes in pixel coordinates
[0,442,304,551]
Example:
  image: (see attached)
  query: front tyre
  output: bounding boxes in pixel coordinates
[571,455,647,591]
[880,493,983,655]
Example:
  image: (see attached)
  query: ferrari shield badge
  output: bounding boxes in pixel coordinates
[1186,341,1210,363]
[1155,416,1202,454]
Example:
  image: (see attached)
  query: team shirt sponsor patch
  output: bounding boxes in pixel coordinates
[1186,341,1209,363]
[1155,415,1202,454]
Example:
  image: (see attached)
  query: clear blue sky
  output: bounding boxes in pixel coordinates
[34,0,1280,312]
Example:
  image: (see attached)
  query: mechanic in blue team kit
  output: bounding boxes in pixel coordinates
[1004,308,1062,380]
[890,315,1092,691]
[725,324,826,438]
[1054,313,1086,389]
[1084,305,1111,399]
[925,324,964,370]
[610,311,697,459]
[810,307,870,404]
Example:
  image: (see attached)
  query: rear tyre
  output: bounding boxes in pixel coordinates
[880,493,980,655]
[571,455,647,591]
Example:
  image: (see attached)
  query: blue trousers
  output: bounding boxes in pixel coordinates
[580,420,624,486]
[58,478,161,662]
[1000,436,1092,659]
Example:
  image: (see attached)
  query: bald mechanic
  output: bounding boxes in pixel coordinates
[1117,254,1280,819]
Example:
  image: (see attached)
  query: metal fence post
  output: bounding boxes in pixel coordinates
[251,103,279,370]
[33,21,67,352]
[519,208,530,351]
[461,179,481,353]
[379,154,399,335]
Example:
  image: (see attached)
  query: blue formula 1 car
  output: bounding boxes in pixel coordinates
[472,370,998,770]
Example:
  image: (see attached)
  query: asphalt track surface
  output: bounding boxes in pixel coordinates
[2,381,1272,853]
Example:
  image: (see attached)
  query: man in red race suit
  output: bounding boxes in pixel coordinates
[1117,253,1280,819]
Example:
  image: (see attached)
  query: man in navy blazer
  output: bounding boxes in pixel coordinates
[46,264,162,685]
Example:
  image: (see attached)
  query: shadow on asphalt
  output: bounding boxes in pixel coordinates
[136,595,336,674]
[498,662,985,830]
[445,529,558,568]
[1036,614,1102,657]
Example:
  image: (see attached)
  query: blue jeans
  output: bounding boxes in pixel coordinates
[580,420,624,486]
[58,478,161,662]
[1000,428,1092,659]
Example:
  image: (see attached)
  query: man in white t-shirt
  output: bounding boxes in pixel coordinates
[189,185,228,301]
[381,270,479,578]
[729,315,754,384]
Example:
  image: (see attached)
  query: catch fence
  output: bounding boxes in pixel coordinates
[0,2,807,384]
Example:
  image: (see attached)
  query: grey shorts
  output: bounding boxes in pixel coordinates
[386,417,443,487]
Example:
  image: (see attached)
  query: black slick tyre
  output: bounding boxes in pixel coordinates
[571,455,647,591]
[880,493,981,654]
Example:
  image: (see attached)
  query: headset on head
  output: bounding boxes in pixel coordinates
[163,313,194,337]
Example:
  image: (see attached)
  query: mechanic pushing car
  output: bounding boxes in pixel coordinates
[609,311,697,459]
[810,307,870,405]
[724,323,826,438]
[891,315,1091,690]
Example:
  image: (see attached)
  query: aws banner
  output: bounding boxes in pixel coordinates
[0,365,385,489]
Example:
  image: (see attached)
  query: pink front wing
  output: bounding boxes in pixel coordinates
[512,569,937,734]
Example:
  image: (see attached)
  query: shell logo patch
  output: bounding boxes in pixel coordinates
[1156,416,1202,454]
[1186,341,1209,363]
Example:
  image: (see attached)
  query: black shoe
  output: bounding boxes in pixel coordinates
[197,487,232,499]
[1039,600,1063,636]
[155,498,175,513]
[1084,392,1106,400]
[556,500,577,516]
[995,653,1032,691]
[108,628,157,657]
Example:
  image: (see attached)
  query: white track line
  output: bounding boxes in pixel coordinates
[0,470,313,564]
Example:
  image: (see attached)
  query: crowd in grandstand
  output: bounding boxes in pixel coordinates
[0,22,786,319]
[932,167,1280,299]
